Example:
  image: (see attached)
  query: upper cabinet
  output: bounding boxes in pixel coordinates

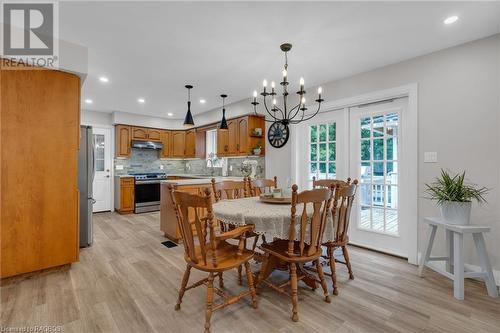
[171,131,186,157]
[160,130,171,158]
[217,115,264,157]
[148,129,162,141]
[116,125,132,157]
[185,129,196,158]
[114,114,264,160]
[132,126,162,142]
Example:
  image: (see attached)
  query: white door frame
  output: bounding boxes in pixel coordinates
[292,83,418,264]
[83,124,115,212]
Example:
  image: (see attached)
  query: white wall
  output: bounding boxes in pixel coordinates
[200,35,500,275]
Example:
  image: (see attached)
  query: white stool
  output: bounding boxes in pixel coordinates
[418,217,498,300]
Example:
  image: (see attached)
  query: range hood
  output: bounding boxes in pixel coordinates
[131,140,164,150]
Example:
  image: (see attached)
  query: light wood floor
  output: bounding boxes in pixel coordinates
[2,212,500,333]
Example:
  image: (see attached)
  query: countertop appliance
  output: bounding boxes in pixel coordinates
[78,126,96,247]
[132,172,167,213]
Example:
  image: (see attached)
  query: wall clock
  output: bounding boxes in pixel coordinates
[267,121,289,148]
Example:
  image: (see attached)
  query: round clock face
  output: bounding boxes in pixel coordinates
[267,121,290,148]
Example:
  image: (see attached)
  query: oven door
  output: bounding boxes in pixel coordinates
[134,181,160,209]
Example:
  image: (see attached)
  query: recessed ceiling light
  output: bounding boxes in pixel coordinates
[167,112,174,117]
[84,99,93,104]
[444,16,458,25]
[99,76,109,83]
[137,98,145,103]
[199,99,206,104]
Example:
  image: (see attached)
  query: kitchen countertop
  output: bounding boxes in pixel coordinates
[161,176,246,185]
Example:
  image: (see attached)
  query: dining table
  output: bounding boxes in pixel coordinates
[212,196,335,289]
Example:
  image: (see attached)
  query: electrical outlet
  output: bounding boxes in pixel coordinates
[229,165,233,171]
[115,164,124,170]
[424,152,437,163]
[159,165,164,170]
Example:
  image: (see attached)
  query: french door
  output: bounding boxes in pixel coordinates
[349,98,408,258]
[295,97,409,258]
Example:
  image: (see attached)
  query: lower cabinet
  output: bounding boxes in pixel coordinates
[115,177,135,214]
[160,182,211,242]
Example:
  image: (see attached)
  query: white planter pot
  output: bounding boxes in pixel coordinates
[253,148,261,155]
[440,201,472,225]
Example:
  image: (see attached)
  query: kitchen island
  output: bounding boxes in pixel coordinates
[160,176,245,242]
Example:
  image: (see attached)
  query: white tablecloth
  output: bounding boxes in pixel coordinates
[212,197,336,243]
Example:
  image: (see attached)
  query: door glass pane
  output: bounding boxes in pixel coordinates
[310,144,317,161]
[319,124,327,142]
[309,122,336,182]
[357,111,399,236]
[328,123,336,140]
[93,134,105,172]
[373,139,384,160]
[373,115,384,137]
[361,117,370,138]
[310,125,318,142]
[319,143,327,161]
[361,140,370,160]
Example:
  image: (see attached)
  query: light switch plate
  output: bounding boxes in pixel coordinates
[115,164,124,170]
[424,152,438,163]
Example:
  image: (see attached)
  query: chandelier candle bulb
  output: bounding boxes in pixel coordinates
[318,86,322,99]
[253,90,258,98]
[273,98,277,105]
[263,79,268,87]
[300,77,304,87]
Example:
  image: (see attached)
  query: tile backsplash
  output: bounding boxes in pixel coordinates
[114,148,265,178]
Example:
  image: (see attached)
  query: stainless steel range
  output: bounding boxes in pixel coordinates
[131,173,167,213]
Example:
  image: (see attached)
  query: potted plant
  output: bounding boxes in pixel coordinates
[253,141,262,155]
[425,169,489,225]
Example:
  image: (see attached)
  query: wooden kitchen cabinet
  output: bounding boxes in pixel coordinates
[185,129,196,157]
[115,177,135,214]
[217,128,229,156]
[116,125,132,157]
[237,117,249,154]
[160,130,171,158]
[132,127,162,142]
[216,115,265,157]
[132,127,148,140]
[1,65,80,278]
[148,128,162,141]
[171,131,186,157]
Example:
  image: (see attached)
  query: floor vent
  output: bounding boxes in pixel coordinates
[161,241,178,248]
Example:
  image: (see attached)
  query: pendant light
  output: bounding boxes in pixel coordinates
[183,84,195,127]
[219,94,228,130]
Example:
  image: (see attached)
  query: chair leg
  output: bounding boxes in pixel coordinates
[237,265,243,285]
[204,273,215,333]
[244,261,258,309]
[290,263,299,322]
[315,259,331,303]
[175,264,191,310]
[328,246,338,295]
[342,246,354,280]
[218,272,224,288]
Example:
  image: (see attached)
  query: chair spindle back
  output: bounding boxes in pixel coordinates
[211,179,248,202]
[169,185,218,267]
[288,184,334,258]
[332,180,358,243]
[248,176,278,196]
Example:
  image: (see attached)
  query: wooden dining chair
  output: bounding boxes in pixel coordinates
[247,176,278,196]
[211,179,248,201]
[258,184,334,322]
[169,185,257,333]
[322,180,358,295]
[312,176,351,189]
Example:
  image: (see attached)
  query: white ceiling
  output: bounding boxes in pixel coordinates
[59,1,500,119]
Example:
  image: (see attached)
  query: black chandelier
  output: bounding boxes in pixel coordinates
[219,94,228,130]
[251,43,324,126]
[183,84,195,127]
